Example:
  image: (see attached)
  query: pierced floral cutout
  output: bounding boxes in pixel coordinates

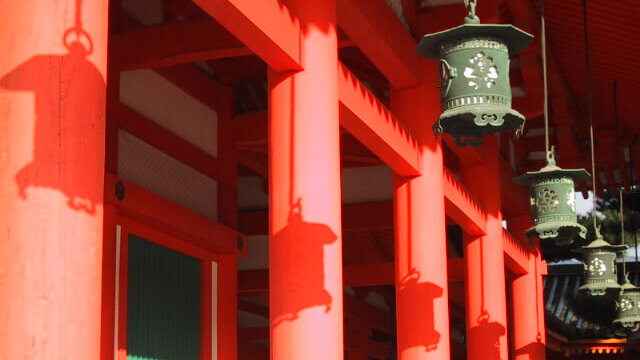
[588,257,607,276]
[438,59,456,97]
[536,187,560,214]
[618,298,635,311]
[464,52,499,89]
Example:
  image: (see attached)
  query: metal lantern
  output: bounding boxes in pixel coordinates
[416,4,533,146]
[513,150,589,246]
[612,276,640,336]
[572,231,627,297]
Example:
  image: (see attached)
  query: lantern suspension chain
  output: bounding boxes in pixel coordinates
[541,0,550,154]
[582,0,598,230]
[621,189,627,275]
[632,136,638,267]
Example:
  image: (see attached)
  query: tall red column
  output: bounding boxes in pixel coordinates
[509,216,546,360]
[267,0,343,359]
[0,0,109,358]
[217,90,238,360]
[392,61,450,360]
[461,137,509,360]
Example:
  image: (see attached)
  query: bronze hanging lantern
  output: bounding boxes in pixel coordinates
[415,0,533,146]
[572,231,627,297]
[612,276,640,336]
[513,149,589,246]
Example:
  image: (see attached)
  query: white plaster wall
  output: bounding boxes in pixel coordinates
[237,165,393,211]
[120,69,218,157]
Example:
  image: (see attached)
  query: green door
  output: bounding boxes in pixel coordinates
[127,235,201,360]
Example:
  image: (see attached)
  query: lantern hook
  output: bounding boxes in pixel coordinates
[433,120,443,138]
[545,146,556,166]
[463,0,480,23]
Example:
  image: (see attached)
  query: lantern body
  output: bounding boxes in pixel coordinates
[612,281,640,336]
[513,154,589,246]
[573,237,627,297]
[416,20,533,146]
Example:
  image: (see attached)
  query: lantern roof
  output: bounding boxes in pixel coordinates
[620,276,640,292]
[513,150,590,185]
[416,16,533,59]
[571,232,628,254]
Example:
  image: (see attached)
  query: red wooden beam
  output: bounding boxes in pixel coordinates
[237,342,269,360]
[344,293,392,333]
[117,103,220,180]
[112,20,251,70]
[338,63,421,177]
[104,174,241,254]
[239,259,464,293]
[192,0,301,72]
[442,135,486,166]
[447,258,465,281]
[337,0,421,88]
[238,299,269,318]
[237,151,269,179]
[367,339,392,359]
[343,262,394,287]
[236,170,487,239]
[508,0,581,162]
[238,201,394,236]
[237,343,268,360]
[113,20,354,72]
[499,157,530,218]
[502,229,529,275]
[154,64,231,114]
[234,111,268,146]
[238,327,269,341]
[442,169,486,237]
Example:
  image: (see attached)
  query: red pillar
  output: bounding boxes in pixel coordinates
[392,61,450,360]
[0,0,109,358]
[267,0,343,359]
[509,216,546,360]
[461,137,509,360]
[217,89,238,360]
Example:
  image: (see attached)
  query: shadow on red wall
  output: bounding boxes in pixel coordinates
[0,26,105,214]
[270,200,337,326]
[467,314,506,360]
[397,269,444,352]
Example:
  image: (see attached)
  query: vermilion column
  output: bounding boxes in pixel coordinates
[392,61,450,360]
[461,137,509,360]
[0,0,109,359]
[267,0,343,359]
[509,216,546,360]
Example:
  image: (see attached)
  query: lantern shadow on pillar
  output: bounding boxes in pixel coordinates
[0,29,104,214]
[514,339,545,360]
[270,202,337,327]
[466,315,505,360]
[397,269,443,352]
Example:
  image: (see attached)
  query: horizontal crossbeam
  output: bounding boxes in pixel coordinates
[338,63,421,177]
[193,0,301,72]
